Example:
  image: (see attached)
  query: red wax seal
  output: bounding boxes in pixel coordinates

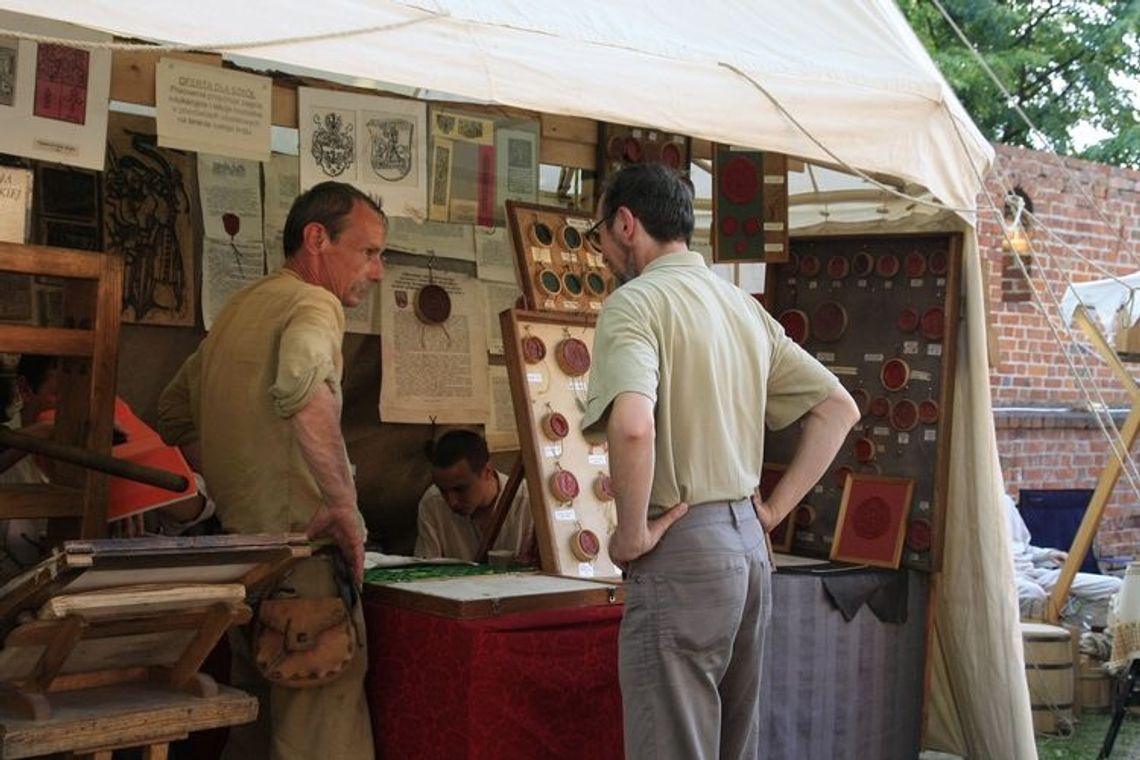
[720,216,739,237]
[890,398,919,431]
[542,412,570,441]
[570,528,601,561]
[593,474,615,501]
[854,437,876,462]
[778,309,810,345]
[798,254,821,278]
[850,388,870,416]
[906,517,932,552]
[904,252,926,278]
[642,140,662,164]
[918,399,940,424]
[852,497,891,540]
[921,307,945,341]
[414,284,451,325]
[852,251,875,277]
[661,142,683,169]
[826,256,850,280]
[743,217,761,237]
[734,240,748,255]
[881,358,910,392]
[897,306,920,333]
[521,335,547,364]
[869,396,891,418]
[835,466,854,489]
[550,470,580,502]
[623,137,642,163]
[929,249,948,276]
[811,301,848,342]
[720,156,759,205]
[555,338,591,376]
[876,254,900,278]
[794,504,816,528]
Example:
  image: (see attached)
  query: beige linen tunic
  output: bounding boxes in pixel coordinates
[414,472,534,560]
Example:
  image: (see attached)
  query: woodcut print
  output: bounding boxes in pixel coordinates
[33,44,88,125]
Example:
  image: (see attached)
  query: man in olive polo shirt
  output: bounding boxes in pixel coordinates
[582,164,859,760]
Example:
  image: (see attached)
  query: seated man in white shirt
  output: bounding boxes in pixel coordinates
[1004,491,1121,625]
[414,430,534,562]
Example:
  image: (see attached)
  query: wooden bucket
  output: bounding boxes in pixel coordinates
[1021,622,1074,734]
[1078,655,1112,713]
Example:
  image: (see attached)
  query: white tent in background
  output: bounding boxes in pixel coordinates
[0,1,1031,757]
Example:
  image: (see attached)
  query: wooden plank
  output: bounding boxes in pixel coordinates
[110,50,222,107]
[272,83,298,128]
[0,244,104,279]
[541,114,596,144]
[0,325,94,357]
[540,137,596,170]
[32,617,85,692]
[691,138,713,161]
[168,603,232,689]
[142,744,170,760]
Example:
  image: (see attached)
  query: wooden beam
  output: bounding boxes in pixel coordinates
[541,114,596,144]
[0,325,94,358]
[110,50,222,107]
[539,138,596,170]
[0,243,104,279]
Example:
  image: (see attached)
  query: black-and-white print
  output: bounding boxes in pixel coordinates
[368,118,414,182]
[508,137,532,169]
[311,110,355,177]
[0,42,17,107]
[456,117,485,141]
[431,144,450,207]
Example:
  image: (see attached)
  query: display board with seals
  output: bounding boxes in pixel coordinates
[712,147,789,264]
[500,308,621,580]
[596,122,690,191]
[506,201,617,314]
[762,233,962,572]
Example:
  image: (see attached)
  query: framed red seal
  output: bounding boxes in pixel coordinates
[903,252,926,278]
[826,256,850,280]
[593,473,615,501]
[918,399,940,425]
[853,437,876,463]
[929,248,948,276]
[851,251,875,278]
[921,306,944,341]
[541,412,570,441]
[414,284,451,325]
[831,473,914,568]
[896,306,920,334]
[811,301,847,342]
[778,309,810,345]
[869,396,891,418]
[875,254,900,278]
[555,338,591,376]
[880,358,910,392]
[549,470,580,502]
[890,398,919,432]
[905,517,932,553]
[850,388,870,416]
[570,528,601,561]
[521,335,547,364]
[719,155,759,205]
[798,254,821,278]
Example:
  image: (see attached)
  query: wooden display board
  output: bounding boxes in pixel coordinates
[596,122,690,190]
[506,201,616,314]
[763,233,961,571]
[500,309,621,579]
[712,147,789,264]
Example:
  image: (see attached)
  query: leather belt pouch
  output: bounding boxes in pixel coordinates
[254,597,354,689]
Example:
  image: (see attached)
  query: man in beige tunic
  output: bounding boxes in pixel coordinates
[582,164,859,760]
[158,181,385,760]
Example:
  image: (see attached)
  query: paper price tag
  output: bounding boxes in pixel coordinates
[808,281,818,290]
[903,341,919,355]
[919,500,931,511]
[863,353,884,363]
[857,279,867,288]
[910,279,924,288]
[873,426,890,436]
[578,563,595,578]
[816,351,835,362]
[527,372,544,384]
[927,344,943,356]
[884,281,894,290]
[555,508,577,522]
[937,277,946,286]
[924,429,937,442]
[588,453,608,466]
[543,444,563,459]
[898,433,910,444]
[911,370,932,382]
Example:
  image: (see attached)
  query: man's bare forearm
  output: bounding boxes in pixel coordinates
[607,392,656,539]
[291,382,357,513]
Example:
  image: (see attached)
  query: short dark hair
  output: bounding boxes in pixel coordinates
[281,181,387,258]
[599,163,694,246]
[16,355,58,393]
[429,429,490,472]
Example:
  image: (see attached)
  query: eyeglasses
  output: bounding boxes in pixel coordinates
[585,208,618,249]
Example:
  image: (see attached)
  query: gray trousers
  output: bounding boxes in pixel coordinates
[620,498,772,760]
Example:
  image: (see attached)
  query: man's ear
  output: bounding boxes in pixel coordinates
[301,221,326,253]
[481,461,497,480]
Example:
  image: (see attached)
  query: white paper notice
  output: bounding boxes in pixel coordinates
[481,280,522,355]
[156,59,272,162]
[263,153,299,271]
[486,365,520,452]
[0,166,31,243]
[0,11,111,170]
[299,87,427,219]
[495,127,538,208]
[379,264,489,424]
[198,154,265,330]
[386,216,474,261]
[474,226,518,284]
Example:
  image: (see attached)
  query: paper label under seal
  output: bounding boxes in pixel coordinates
[588,453,608,466]
[863,353,884,363]
[554,508,577,522]
[903,341,919,355]
[873,426,890,437]
[578,563,595,578]
[910,278,923,287]
[911,370,932,382]
[815,351,835,362]
[527,371,544,384]
[763,222,785,231]
[764,243,785,253]
[924,429,937,442]
[543,443,563,459]
[927,344,943,356]
[898,433,910,444]
[764,175,786,184]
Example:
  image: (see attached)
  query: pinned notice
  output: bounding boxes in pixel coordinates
[156,58,271,162]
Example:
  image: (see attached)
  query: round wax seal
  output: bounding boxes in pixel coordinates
[918,399,940,424]
[720,156,759,205]
[537,268,562,296]
[794,504,816,528]
[623,137,642,163]
[593,473,615,501]
[897,306,920,333]
[798,254,821,278]
[720,216,739,237]
[734,240,748,256]
[906,518,932,552]
[642,140,662,164]
[869,396,891,418]
[852,251,875,278]
[521,335,547,364]
[835,466,854,489]
[854,437,876,463]
[555,338,591,376]
[904,252,926,278]
[852,496,891,540]
[562,272,584,297]
[542,412,570,441]
[585,271,608,296]
[811,301,847,342]
[826,256,850,280]
[661,142,683,170]
[743,217,761,237]
[570,528,601,561]
[929,249,948,276]
[530,221,554,247]
[414,284,452,324]
[850,388,870,416]
[606,136,625,160]
[549,470,580,502]
[876,254,900,278]
[921,307,945,341]
[881,358,910,392]
[778,309,810,345]
[890,398,919,431]
[561,225,583,251]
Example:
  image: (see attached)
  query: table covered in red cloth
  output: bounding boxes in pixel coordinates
[364,594,625,760]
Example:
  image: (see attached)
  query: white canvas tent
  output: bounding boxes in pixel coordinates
[0,1,1033,757]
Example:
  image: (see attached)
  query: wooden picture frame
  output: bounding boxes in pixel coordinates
[830,474,914,569]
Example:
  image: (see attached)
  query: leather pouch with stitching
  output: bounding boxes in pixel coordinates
[254,597,354,689]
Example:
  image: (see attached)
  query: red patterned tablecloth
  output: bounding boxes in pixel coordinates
[364,592,625,760]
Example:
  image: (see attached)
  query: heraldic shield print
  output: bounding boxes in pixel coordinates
[311,109,355,178]
[367,117,414,182]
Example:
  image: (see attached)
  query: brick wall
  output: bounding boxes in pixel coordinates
[983,144,1140,562]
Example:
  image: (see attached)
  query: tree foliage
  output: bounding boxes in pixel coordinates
[898,0,1140,167]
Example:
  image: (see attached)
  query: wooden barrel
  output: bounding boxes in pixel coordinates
[1078,655,1112,713]
[1021,622,1074,734]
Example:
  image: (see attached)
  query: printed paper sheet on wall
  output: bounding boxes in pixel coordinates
[298,87,426,219]
[263,153,299,272]
[198,153,264,330]
[104,112,196,327]
[0,10,111,170]
[379,263,489,424]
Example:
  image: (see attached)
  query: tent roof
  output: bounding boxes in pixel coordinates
[0,0,992,219]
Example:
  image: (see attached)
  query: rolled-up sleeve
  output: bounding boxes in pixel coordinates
[582,293,659,435]
[271,296,345,418]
